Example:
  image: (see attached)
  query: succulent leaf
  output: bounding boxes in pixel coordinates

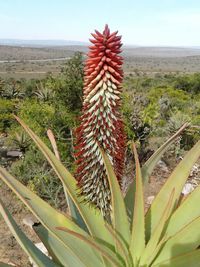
[14,116,114,245]
[153,216,200,265]
[125,123,188,221]
[0,167,102,267]
[140,189,175,266]
[141,123,189,185]
[47,128,87,231]
[165,184,200,238]
[100,148,130,245]
[57,227,124,267]
[152,250,200,267]
[145,139,200,241]
[33,223,85,267]
[0,198,59,267]
[0,263,17,267]
[129,143,145,264]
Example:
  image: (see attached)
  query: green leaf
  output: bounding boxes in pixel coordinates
[142,123,189,185]
[0,167,101,267]
[145,139,200,241]
[153,216,200,265]
[0,198,59,267]
[152,250,200,267]
[105,224,133,267]
[67,197,88,233]
[0,263,17,267]
[140,189,175,266]
[57,227,124,267]
[47,128,87,232]
[129,143,145,264]
[15,116,113,245]
[100,149,130,245]
[124,123,188,220]
[33,223,84,267]
[164,184,200,238]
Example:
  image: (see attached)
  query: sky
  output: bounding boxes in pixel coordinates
[0,0,200,46]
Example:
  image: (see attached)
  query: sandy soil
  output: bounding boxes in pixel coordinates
[0,183,38,266]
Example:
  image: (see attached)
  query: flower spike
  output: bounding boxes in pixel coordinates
[75,25,126,215]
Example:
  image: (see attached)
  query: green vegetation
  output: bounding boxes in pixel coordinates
[122,73,200,157]
[1,55,200,206]
[0,52,84,206]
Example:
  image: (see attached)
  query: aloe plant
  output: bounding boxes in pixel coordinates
[75,25,126,215]
[1,25,200,267]
[0,117,200,267]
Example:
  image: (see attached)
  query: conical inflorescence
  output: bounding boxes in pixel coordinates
[75,25,126,215]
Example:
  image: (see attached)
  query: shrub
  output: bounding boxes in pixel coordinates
[57,52,84,113]
[10,149,63,208]
[0,99,16,132]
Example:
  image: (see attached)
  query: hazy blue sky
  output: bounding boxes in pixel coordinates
[0,0,200,46]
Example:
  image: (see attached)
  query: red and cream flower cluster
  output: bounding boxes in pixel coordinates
[75,25,126,214]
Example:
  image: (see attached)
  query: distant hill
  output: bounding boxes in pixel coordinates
[1,43,200,60]
[0,39,88,47]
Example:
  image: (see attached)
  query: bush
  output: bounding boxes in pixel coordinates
[174,73,200,94]
[0,99,16,132]
[10,149,63,208]
[57,52,84,113]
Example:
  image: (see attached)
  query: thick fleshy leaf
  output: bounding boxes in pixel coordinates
[0,199,59,267]
[33,223,85,267]
[124,123,188,220]
[165,184,200,238]
[140,189,175,266]
[152,250,200,267]
[0,263,17,267]
[100,149,130,245]
[47,128,87,232]
[153,216,200,265]
[57,227,124,267]
[145,139,200,241]
[129,143,145,263]
[15,116,113,245]
[105,224,133,267]
[142,123,188,185]
[0,167,102,267]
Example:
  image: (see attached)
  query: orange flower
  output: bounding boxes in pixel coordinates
[75,25,126,214]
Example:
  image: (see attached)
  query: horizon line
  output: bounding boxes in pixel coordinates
[0,38,200,49]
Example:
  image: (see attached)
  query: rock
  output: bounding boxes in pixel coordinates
[4,263,16,266]
[22,216,35,228]
[10,263,16,266]
[189,163,200,177]
[157,160,169,172]
[29,242,50,267]
[35,242,49,256]
[147,195,155,205]
[6,150,23,158]
[182,183,194,195]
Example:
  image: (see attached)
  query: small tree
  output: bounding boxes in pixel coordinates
[57,52,84,113]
